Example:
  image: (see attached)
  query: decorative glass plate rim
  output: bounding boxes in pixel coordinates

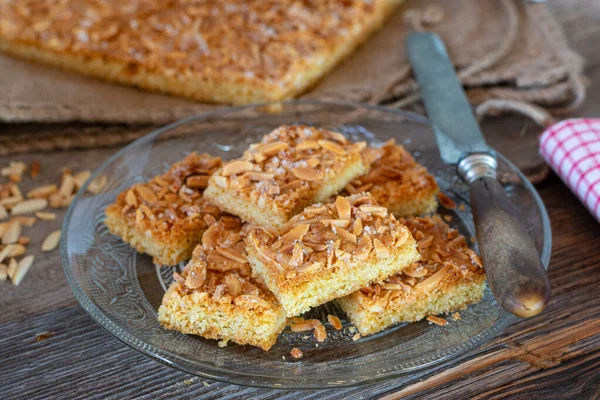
[60,100,552,389]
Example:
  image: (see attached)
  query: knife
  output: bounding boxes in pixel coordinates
[406,32,550,318]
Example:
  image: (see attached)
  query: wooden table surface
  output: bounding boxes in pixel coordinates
[1,1,600,399]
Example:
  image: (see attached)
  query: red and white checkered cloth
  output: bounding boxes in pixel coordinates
[540,118,600,222]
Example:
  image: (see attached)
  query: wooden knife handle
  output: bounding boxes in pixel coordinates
[469,177,550,318]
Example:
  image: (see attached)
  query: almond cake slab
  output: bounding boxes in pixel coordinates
[0,0,403,104]
[245,193,420,317]
[337,216,486,336]
[344,139,439,218]
[105,153,223,266]
[204,125,367,230]
[158,216,287,351]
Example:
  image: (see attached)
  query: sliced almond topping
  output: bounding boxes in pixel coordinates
[359,205,388,218]
[10,199,48,215]
[261,141,289,156]
[283,223,309,243]
[224,274,242,297]
[87,175,107,194]
[186,175,210,189]
[335,227,357,244]
[291,167,324,181]
[1,196,24,208]
[437,193,457,209]
[59,174,75,197]
[0,245,13,263]
[136,186,157,203]
[426,315,447,327]
[417,265,450,291]
[185,264,207,290]
[335,196,352,220]
[135,208,143,224]
[245,172,275,181]
[352,235,373,260]
[215,247,247,264]
[318,139,346,155]
[314,324,327,342]
[7,244,26,257]
[289,243,304,267]
[373,238,389,259]
[320,219,350,228]
[290,321,315,332]
[280,179,302,192]
[212,175,228,188]
[42,230,61,252]
[12,255,34,286]
[233,294,271,309]
[290,348,303,359]
[7,257,17,279]
[36,212,56,221]
[74,170,91,189]
[140,205,155,221]
[352,218,363,236]
[335,249,351,261]
[11,216,35,227]
[295,140,319,151]
[251,151,267,163]
[307,158,320,168]
[27,184,57,199]
[328,131,347,144]
[327,315,342,330]
[296,261,322,274]
[2,221,21,245]
[403,264,428,278]
[125,190,138,207]
[222,160,254,176]
[418,236,434,249]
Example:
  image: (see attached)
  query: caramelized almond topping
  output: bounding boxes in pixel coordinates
[222,160,254,176]
[318,140,346,155]
[291,168,324,181]
[335,196,352,220]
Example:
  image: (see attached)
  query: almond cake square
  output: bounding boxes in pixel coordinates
[204,125,367,229]
[105,153,223,266]
[344,139,439,217]
[245,193,420,316]
[337,216,486,336]
[158,216,287,351]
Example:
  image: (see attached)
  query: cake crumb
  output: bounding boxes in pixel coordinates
[34,331,55,342]
[202,381,211,387]
[183,378,194,385]
[426,315,447,326]
[217,340,228,348]
[458,204,466,211]
[452,312,461,321]
[282,355,286,360]
[290,348,303,359]
[352,333,361,341]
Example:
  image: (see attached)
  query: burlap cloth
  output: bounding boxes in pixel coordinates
[0,0,586,158]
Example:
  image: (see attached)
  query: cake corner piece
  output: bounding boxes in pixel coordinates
[104,152,222,266]
[337,215,486,336]
[157,216,287,351]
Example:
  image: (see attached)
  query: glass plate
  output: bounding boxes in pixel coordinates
[61,101,551,389]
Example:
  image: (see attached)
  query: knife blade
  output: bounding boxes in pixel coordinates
[407,32,551,318]
[406,33,489,164]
